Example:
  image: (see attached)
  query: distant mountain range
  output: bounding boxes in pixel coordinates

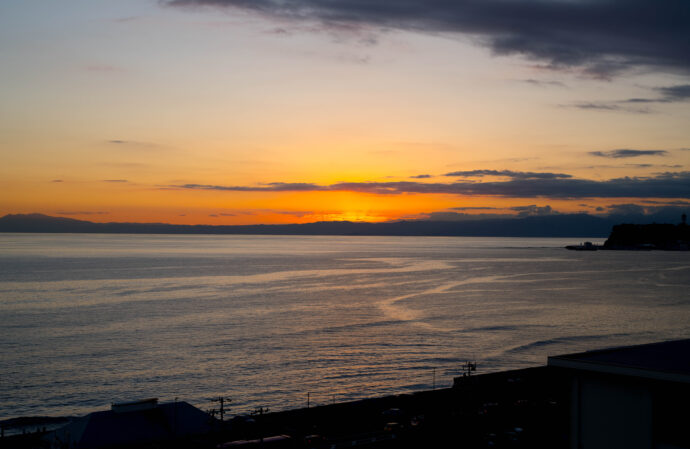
[0,212,659,237]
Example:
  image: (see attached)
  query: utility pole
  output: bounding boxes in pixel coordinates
[463,361,477,377]
[252,407,270,445]
[212,397,231,422]
[252,406,269,416]
[433,368,436,390]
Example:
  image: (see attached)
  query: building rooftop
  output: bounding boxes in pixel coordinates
[548,339,690,383]
[49,400,213,449]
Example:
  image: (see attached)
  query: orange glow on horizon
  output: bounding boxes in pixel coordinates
[1,181,663,226]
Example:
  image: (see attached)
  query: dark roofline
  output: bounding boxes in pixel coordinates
[547,339,690,384]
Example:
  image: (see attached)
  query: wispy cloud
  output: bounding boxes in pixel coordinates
[573,83,690,112]
[103,179,129,183]
[178,182,323,192]
[568,102,651,114]
[520,79,566,88]
[640,199,690,206]
[450,206,501,211]
[269,209,316,217]
[424,211,514,221]
[600,203,690,223]
[589,149,668,158]
[165,0,690,78]
[510,204,555,217]
[443,169,572,180]
[209,209,314,218]
[55,211,109,215]
[112,16,140,23]
[657,84,690,101]
[619,83,690,104]
[105,139,159,149]
[604,203,650,216]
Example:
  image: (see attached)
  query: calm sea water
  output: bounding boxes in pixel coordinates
[1,233,689,420]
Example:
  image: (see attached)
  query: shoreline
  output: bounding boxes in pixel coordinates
[2,366,569,447]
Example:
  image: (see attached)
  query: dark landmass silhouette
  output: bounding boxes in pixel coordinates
[0,212,642,237]
[604,221,689,250]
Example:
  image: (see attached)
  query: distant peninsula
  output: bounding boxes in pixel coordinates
[0,212,654,238]
[564,214,689,250]
[603,219,689,250]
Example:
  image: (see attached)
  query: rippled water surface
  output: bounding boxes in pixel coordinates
[1,233,689,419]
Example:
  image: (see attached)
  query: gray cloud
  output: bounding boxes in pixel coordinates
[425,211,514,221]
[521,79,566,87]
[106,139,159,149]
[178,182,323,192]
[172,171,690,199]
[589,149,668,158]
[410,174,432,179]
[165,0,690,77]
[51,179,63,183]
[640,199,690,206]
[450,206,501,211]
[605,203,650,216]
[275,210,314,216]
[444,169,572,180]
[568,102,651,113]
[570,102,624,111]
[601,203,690,223]
[103,179,129,183]
[113,16,139,23]
[510,204,555,217]
[56,211,109,215]
[577,163,682,169]
[588,83,690,108]
[632,164,682,168]
[657,84,690,101]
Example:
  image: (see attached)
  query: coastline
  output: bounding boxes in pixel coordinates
[1,366,569,448]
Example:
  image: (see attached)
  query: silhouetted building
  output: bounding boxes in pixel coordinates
[48,398,214,449]
[548,339,690,449]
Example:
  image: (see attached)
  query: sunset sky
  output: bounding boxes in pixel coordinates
[1,0,689,225]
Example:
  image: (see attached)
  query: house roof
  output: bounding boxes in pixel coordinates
[548,339,690,384]
[50,401,214,449]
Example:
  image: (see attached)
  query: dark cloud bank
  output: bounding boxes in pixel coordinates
[173,171,690,199]
[165,0,690,77]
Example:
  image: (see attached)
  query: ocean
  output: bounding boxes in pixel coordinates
[1,233,689,420]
